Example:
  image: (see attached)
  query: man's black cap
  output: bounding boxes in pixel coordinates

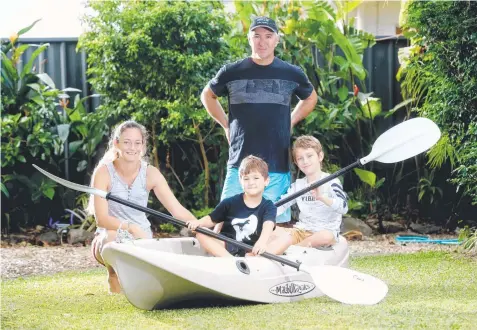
[249,16,278,34]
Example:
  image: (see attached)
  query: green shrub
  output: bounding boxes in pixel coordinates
[1,21,107,231]
[79,1,230,210]
[400,1,477,205]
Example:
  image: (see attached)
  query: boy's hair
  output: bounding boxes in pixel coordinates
[239,155,269,179]
[292,135,323,162]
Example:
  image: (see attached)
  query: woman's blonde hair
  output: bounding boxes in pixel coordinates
[86,120,149,214]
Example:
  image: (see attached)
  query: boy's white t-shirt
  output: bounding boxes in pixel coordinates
[277,173,348,233]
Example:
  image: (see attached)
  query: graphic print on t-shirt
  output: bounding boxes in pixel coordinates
[231,214,258,241]
[227,79,298,106]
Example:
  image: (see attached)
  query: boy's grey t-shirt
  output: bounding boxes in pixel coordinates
[208,57,314,173]
[277,173,349,233]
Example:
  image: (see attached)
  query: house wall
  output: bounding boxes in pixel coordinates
[0,0,86,38]
[351,1,402,36]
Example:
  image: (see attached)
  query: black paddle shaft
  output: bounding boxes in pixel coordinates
[107,194,301,269]
[274,160,361,207]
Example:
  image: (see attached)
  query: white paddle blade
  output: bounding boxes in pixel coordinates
[32,164,107,199]
[305,265,388,305]
[360,118,441,165]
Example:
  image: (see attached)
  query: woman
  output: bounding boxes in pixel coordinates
[90,120,196,293]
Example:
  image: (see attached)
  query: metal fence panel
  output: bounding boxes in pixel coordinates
[10,37,408,114]
[364,37,409,112]
[12,38,99,112]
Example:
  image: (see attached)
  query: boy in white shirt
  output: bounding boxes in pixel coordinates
[277,136,348,247]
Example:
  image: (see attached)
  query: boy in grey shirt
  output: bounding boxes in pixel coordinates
[277,136,348,247]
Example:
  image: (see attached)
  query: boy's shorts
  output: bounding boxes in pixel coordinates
[284,228,339,245]
[221,166,291,223]
[225,241,246,257]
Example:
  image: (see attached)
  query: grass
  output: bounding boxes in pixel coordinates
[2,251,476,329]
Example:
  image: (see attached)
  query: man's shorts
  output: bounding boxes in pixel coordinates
[284,228,339,245]
[221,166,291,223]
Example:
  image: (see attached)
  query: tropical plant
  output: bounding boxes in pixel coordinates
[79,0,230,210]
[399,1,477,207]
[458,226,477,252]
[228,1,389,209]
[228,1,377,153]
[1,20,106,232]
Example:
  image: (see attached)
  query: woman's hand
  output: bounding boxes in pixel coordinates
[128,223,149,239]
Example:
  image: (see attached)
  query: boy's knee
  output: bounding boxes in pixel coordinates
[284,234,293,246]
[278,230,293,245]
[318,231,336,245]
[195,232,208,242]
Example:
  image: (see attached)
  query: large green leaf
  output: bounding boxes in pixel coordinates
[65,107,82,122]
[37,73,56,89]
[338,85,349,101]
[20,44,49,78]
[1,52,18,85]
[13,44,30,61]
[68,140,83,154]
[57,124,70,143]
[1,182,10,198]
[43,187,55,200]
[62,87,82,93]
[335,1,363,21]
[329,25,366,80]
[354,168,376,187]
[30,95,45,106]
[18,19,42,36]
[385,98,414,118]
[360,97,382,119]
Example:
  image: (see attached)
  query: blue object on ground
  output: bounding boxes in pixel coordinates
[395,235,461,245]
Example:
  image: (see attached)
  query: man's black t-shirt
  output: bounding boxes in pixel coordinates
[209,193,277,246]
[208,57,314,173]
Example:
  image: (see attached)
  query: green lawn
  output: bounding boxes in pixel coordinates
[2,252,476,329]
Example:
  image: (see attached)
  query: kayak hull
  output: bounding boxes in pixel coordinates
[101,237,349,310]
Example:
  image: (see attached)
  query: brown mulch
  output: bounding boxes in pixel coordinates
[0,234,461,280]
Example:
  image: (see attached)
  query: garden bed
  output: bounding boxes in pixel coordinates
[0,234,461,280]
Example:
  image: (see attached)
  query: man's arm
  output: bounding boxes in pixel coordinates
[201,86,230,144]
[290,89,318,128]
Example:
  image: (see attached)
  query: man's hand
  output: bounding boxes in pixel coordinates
[224,127,230,145]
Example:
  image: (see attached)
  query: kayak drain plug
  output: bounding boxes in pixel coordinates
[236,260,250,275]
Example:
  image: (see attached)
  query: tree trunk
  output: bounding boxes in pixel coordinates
[193,120,209,207]
[151,121,160,169]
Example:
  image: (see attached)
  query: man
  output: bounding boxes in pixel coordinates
[201,16,318,228]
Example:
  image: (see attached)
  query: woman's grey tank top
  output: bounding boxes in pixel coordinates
[96,161,152,236]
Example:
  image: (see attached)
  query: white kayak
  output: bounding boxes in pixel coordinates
[101,236,350,310]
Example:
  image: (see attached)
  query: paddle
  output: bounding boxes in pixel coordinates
[33,164,388,305]
[275,117,441,207]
